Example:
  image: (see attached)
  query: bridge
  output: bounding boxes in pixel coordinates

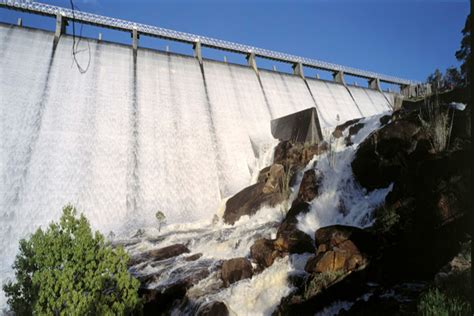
[0,0,420,90]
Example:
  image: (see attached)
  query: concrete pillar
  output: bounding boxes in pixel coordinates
[54,13,67,48]
[368,78,381,91]
[272,65,277,71]
[333,71,346,85]
[292,62,305,79]
[224,56,227,63]
[246,52,258,73]
[316,74,320,79]
[17,18,22,26]
[98,32,102,41]
[193,40,203,64]
[131,28,139,51]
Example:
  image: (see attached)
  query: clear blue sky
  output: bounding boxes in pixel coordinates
[0,0,470,88]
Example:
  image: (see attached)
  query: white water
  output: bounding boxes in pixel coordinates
[0,24,394,311]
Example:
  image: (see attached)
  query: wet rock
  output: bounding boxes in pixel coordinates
[197,301,229,316]
[250,238,279,269]
[274,203,315,254]
[315,225,376,255]
[332,118,362,139]
[140,268,210,314]
[273,141,327,170]
[129,244,190,266]
[223,180,284,225]
[221,258,253,286]
[263,164,285,194]
[257,166,272,183]
[345,122,365,146]
[184,253,203,261]
[292,169,320,206]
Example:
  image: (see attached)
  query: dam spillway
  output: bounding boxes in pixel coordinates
[0,22,396,291]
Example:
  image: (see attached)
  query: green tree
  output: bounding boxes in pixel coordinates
[443,67,463,88]
[3,205,141,315]
[426,68,443,91]
[455,14,471,85]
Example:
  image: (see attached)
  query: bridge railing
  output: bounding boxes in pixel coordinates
[0,0,420,87]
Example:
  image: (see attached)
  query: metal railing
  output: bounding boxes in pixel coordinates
[0,0,419,85]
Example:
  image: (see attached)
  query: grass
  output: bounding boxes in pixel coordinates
[418,288,471,316]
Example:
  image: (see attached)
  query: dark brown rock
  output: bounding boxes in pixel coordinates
[197,301,229,316]
[223,181,284,225]
[221,258,253,286]
[292,169,320,206]
[250,238,278,269]
[332,118,362,139]
[274,203,315,254]
[129,244,190,266]
[263,164,285,194]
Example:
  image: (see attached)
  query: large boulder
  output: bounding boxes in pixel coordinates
[273,141,327,171]
[129,244,190,266]
[196,301,229,316]
[250,238,279,270]
[223,180,284,225]
[351,113,430,190]
[305,225,374,274]
[274,203,315,254]
[221,258,253,287]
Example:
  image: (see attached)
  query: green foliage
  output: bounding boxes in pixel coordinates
[418,288,471,316]
[3,205,141,315]
[155,211,166,232]
[455,14,471,84]
[372,205,400,234]
[303,271,345,300]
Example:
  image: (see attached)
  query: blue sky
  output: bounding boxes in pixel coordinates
[0,0,470,88]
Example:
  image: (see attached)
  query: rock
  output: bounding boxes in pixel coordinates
[263,164,285,194]
[257,166,271,183]
[351,113,430,190]
[250,238,279,269]
[197,301,229,316]
[332,118,362,139]
[223,181,284,225]
[129,244,190,266]
[275,203,315,254]
[184,253,203,261]
[140,267,210,314]
[345,122,365,146]
[315,225,375,255]
[273,141,327,170]
[292,169,320,206]
[221,258,253,286]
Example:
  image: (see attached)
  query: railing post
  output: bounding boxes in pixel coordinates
[333,71,346,85]
[368,78,381,91]
[292,62,305,79]
[131,28,139,52]
[193,40,203,64]
[246,52,258,73]
[54,13,67,48]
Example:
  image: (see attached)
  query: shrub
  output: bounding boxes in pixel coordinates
[372,204,400,234]
[155,211,166,232]
[303,270,345,299]
[3,205,141,315]
[418,288,471,316]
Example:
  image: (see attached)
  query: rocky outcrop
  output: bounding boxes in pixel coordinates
[196,301,229,316]
[273,141,327,171]
[129,244,190,266]
[221,258,253,287]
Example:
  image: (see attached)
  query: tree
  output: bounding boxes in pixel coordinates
[443,67,463,88]
[3,205,141,315]
[155,211,166,232]
[455,14,471,85]
[426,68,443,91]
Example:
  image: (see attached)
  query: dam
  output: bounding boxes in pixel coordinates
[0,2,420,307]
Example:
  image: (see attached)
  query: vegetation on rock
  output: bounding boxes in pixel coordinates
[3,205,141,315]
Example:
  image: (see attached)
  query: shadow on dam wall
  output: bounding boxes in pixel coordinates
[0,22,395,253]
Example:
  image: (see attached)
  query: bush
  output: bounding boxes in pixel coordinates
[3,205,141,315]
[418,288,471,316]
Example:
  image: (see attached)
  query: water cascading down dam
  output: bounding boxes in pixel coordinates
[0,1,420,306]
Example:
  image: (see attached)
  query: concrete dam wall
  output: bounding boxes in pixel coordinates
[0,23,394,267]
